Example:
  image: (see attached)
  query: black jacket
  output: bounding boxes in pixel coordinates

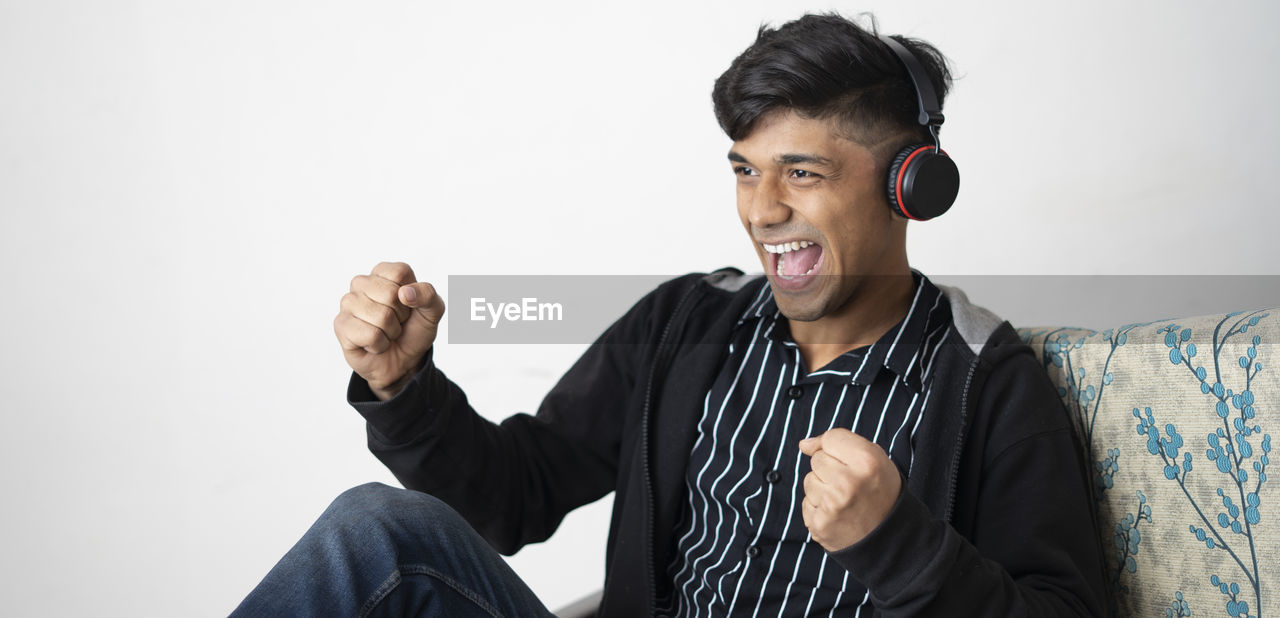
[349,270,1106,617]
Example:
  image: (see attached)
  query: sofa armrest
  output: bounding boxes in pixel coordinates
[553,590,602,618]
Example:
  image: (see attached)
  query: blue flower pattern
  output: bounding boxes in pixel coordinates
[1021,310,1273,617]
[1135,312,1270,618]
[1167,590,1193,617]
[1113,490,1151,596]
[1030,323,1153,610]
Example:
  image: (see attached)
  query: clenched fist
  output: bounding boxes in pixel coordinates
[799,428,902,552]
[333,261,445,401]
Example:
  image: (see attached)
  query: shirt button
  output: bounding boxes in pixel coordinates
[746,545,761,558]
[787,385,804,399]
[765,470,781,484]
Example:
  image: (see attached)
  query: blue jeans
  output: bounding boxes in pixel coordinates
[231,482,555,618]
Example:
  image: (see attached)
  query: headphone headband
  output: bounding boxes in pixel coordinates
[877,34,944,131]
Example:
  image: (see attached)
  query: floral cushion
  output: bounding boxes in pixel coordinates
[1020,309,1277,617]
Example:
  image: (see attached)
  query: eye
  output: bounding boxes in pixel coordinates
[790,169,823,185]
[733,166,757,177]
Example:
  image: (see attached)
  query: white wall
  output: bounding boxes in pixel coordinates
[1,1,1277,615]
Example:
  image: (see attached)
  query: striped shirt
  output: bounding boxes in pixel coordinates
[665,271,953,617]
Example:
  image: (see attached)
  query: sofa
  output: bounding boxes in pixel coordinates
[1020,307,1276,617]
[555,306,1278,617]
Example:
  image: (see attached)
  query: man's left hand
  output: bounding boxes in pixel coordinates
[798,428,903,552]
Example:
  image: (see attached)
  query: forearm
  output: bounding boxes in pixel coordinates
[348,353,581,553]
[347,339,635,554]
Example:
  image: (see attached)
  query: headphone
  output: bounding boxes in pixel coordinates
[877,34,960,221]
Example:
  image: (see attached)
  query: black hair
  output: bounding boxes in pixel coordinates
[712,12,953,160]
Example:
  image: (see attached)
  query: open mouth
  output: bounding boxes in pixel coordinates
[762,240,824,281]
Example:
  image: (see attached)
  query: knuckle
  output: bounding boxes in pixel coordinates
[376,261,413,283]
[336,314,361,339]
[354,325,380,348]
[805,487,820,504]
[374,303,396,326]
[832,476,855,499]
[840,428,864,444]
[361,278,396,305]
[812,511,830,530]
[347,322,373,346]
[350,274,367,291]
[853,450,880,473]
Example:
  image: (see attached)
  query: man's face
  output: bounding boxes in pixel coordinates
[731,109,908,323]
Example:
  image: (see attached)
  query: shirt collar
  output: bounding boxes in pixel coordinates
[734,271,951,393]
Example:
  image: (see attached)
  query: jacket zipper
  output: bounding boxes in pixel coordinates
[944,355,980,521]
[638,286,700,616]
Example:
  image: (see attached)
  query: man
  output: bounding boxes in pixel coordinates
[234,13,1104,617]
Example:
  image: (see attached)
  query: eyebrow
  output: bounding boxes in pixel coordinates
[727,150,835,167]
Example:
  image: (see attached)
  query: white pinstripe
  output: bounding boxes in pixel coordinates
[839,355,915,616]
[681,356,786,615]
[908,324,952,474]
[689,359,791,612]
[744,281,772,319]
[779,380,857,616]
[722,357,803,616]
[881,281,926,370]
[885,295,937,456]
[671,319,771,605]
[887,390,922,456]
[870,378,899,442]
[796,382,853,616]
[756,375,825,618]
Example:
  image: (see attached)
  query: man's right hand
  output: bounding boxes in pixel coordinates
[334,261,446,401]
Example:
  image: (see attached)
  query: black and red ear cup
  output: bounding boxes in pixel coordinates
[885,143,960,221]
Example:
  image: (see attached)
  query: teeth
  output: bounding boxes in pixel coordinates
[762,240,815,254]
[766,240,822,278]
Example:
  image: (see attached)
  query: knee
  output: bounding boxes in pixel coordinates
[333,481,409,510]
[325,482,460,530]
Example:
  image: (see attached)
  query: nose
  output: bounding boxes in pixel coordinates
[744,177,791,229]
